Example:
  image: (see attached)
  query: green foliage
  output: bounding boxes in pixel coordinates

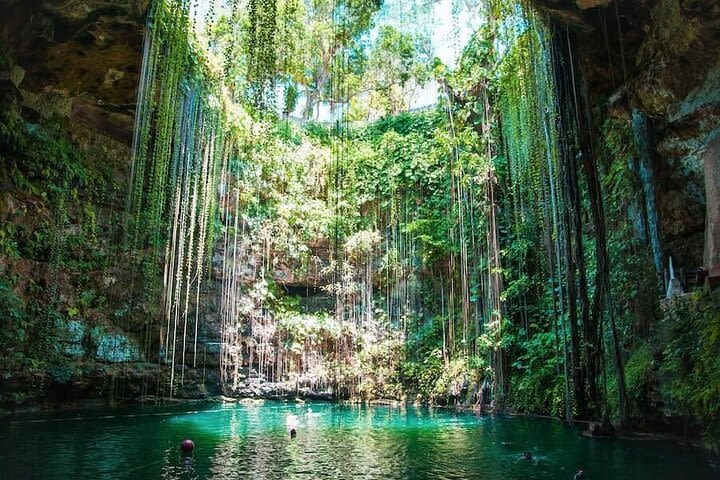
[607,342,654,423]
[284,83,299,114]
[0,223,20,260]
[400,349,444,401]
[47,363,75,384]
[0,53,26,154]
[7,120,90,209]
[0,288,67,384]
[214,0,382,118]
[600,117,657,322]
[0,278,26,357]
[398,318,487,403]
[359,25,432,117]
[507,330,565,416]
[0,99,25,155]
[400,320,445,400]
[246,0,279,108]
[303,121,332,145]
[660,293,720,449]
[362,109,442,138]
[357,332,404,399]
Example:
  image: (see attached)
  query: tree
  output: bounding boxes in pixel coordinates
[361,25,430,117]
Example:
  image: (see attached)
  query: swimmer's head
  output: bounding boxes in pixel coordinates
[523,451,532,460]
[180,439,194,455]
[290,428,297,438]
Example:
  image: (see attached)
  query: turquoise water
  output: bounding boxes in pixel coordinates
[1,401,717,479]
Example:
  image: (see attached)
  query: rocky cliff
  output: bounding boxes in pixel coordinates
[541,0,720,276]
[0,0,174,408]
[1,0,718,409]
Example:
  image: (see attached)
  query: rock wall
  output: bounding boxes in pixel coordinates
[2,0,718,409]
[542,0,720,276]
[0,0,146,142]
[703,135,720,275]
[0,0,220,408]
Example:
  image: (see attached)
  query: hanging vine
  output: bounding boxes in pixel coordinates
[247,0,279,109]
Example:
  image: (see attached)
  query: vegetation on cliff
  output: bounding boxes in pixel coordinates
[1,0,719,450]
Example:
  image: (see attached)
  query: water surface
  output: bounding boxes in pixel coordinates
[1,401,716,479]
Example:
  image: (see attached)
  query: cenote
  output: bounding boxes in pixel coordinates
[3,402,717,479]
[2,0,720,478]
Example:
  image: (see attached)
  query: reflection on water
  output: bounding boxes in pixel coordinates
[1,401,717,479]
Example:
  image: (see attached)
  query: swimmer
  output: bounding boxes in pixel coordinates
[180,439,194,455]
[574,468,585,480]
[290,428,297,438]
[516,451,535,463]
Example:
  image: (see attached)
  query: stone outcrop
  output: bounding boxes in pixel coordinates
[0,2,179,409]
[703,136,720,276]
[1,0,147,145]
[539,0,720,274]
[575,0,612,9]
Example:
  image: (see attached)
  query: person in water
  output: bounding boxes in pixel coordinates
[287,413,299,438]
[574,468,585,479]
[519,451,532,462]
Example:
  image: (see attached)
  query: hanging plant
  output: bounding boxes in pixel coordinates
[247,0,279,109]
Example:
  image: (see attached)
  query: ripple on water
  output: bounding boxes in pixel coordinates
[1,402,718,479]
